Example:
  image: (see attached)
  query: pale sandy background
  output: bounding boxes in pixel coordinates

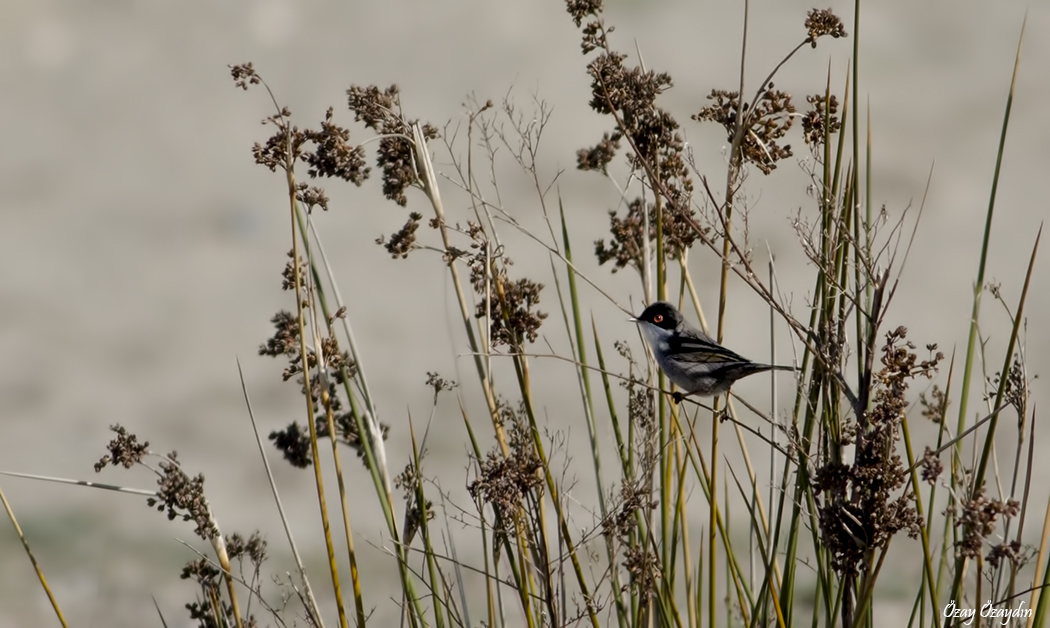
[1,0,1048,626]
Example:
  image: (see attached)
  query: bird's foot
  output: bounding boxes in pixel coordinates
[672,392,685,405]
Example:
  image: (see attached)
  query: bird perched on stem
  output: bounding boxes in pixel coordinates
[631,301,793,401]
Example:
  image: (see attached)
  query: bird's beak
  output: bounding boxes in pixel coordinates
[628,316,640,323]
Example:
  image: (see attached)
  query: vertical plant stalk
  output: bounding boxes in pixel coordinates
[410,124,510,458]
[317,360,368,628]
[287,208,375,625]
[899,412,943,628]
[492,275,600,628]
[236,359,327,628]
[558,201,628,626]
[652,159,673,595]
[415,124,545,625]
[0,486,69,628]
[949,21,1026,603]
[207,518,245,628]
[301,218,399,626]
[300,211,434,625]
[709,1,753,621]
[406,416,446,628]
[682,263,783,605]
[1029,490,1050,627]
[285,164,349,628]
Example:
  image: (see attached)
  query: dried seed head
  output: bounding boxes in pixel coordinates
[802,93,841,147]
[566,0,604,27]
[149,454,216,540]
[301,107,369,185]
[376,212,423,259]
[94,424,149,472]
[229,62,261,90]
[576,132,621,172]
[804,8,847,47]
[295,183,330,211]
[694,88,796,174]
[347,84,439,206]
[920,447,944,485]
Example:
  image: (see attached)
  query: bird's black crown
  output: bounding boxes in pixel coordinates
[634,301,683,331]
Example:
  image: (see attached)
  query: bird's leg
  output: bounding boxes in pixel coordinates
[672,391,685,405]
[716,396,731,422]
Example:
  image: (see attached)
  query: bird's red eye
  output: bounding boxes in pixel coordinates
[653,314,663,323]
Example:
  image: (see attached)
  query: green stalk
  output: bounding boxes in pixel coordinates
[558,198,627,626]
[948,23,1026,603]
[407,415,444,628]
[285,167,347,628]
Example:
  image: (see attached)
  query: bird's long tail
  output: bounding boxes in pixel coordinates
[750,363,795,373]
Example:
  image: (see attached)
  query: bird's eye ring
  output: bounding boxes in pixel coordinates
[653,314,663,323]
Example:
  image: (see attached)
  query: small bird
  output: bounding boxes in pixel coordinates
[631,301,793,399]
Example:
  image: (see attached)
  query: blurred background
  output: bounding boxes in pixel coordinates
[1,0,1048,625]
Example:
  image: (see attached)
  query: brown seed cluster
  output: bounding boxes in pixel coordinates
[180,532,267,594]
[149,451,216,540]
[258,307,356,384]
[250,107,297,173]
[181,554,225,626]
[226,531,268,567]
[229,62,261,90]
[623,544,661,600]
[468,400,544,524]
[258,287,388,469]
[347,84,439,207]
[94,424,149,471]
[302,107,370,186]
[231,64,371,220]
[394,461,435,546]
[565,0,604,28]
[280,251,306,293]
[314,401,390,455]
[248,107,369,189]
[268,401,390,469]
[804,8,848,46]
[594,196,706,273]
[94,427,218,541]
[269,422,313,468]
[594,198,653,272]
[603,481,656,540]
[986,357,1030,415]
[469,449,543,525]
[425,371,458,400]
[814,327,942,575]
[465,222,547,346]
[576,132,620,173]
[920,446,943,485]
[296,183,330,211]
[566,0,699,273]
[986,540,1025,571]
[376,212,423,259]
[183,541,263,628]
[956,487,1019,562]
[180,556,220,586]
[801,93,841,148]
[693,88,796,175]
[919,384,948,422]
[602,480,659,599]
[93,423,265,628]
[611,341,656,432]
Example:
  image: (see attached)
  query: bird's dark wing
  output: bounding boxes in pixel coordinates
[667,332,751,364]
